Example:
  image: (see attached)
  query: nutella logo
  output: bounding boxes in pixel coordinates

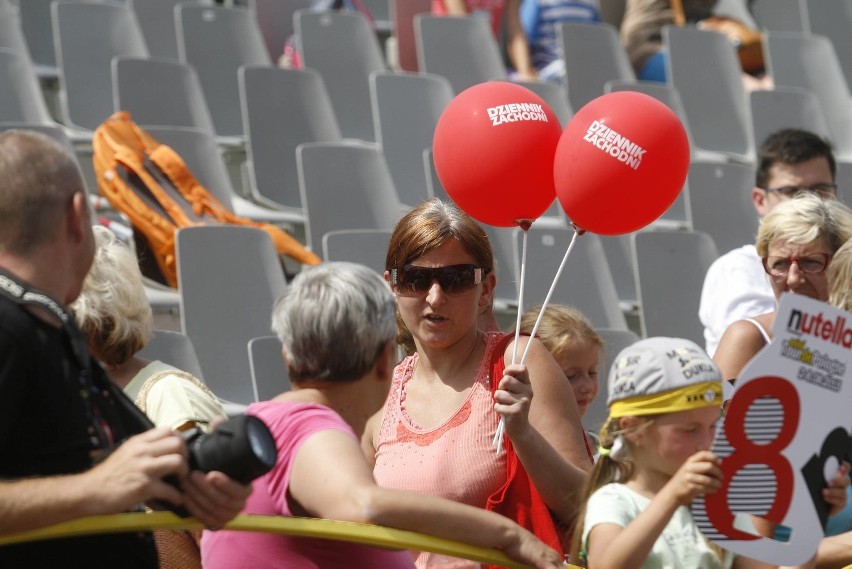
[787,309,852,348]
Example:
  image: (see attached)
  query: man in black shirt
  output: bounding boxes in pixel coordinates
[0,130,250,567]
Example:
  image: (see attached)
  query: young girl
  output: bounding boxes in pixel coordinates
[518,304,603,461]
[571,337,830,569]
[518,304,602,422]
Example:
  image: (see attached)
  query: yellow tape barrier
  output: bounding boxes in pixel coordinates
[0,512,582,569]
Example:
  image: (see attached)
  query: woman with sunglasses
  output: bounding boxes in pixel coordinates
[713,193,852,383]
[362,198,593,568]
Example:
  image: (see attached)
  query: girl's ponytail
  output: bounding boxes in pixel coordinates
[568,417,639,566]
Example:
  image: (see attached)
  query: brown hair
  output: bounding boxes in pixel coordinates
[756,128,836,190]
[385,199,494,354]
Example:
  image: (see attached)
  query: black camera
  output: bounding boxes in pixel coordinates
[157,414,277,517]
[183,414,277,485]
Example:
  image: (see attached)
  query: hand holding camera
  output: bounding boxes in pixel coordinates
[182,414,278,485]
[157,414,278,519]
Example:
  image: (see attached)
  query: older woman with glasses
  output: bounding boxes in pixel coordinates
[362,198,593,568]
[713,193,852,381]
[700,128,838,358]
[713,194,852,565]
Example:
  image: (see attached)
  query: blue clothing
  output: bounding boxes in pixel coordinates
[772,486,852,542]
[520,0,600,78]
[638,49,667,82]
[827,486,852,536]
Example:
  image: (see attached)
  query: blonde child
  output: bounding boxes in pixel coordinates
[571,337,830,569]
[518,304,602,421]
[518,303,603,464]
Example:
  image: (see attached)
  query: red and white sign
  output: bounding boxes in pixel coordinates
[697,294,851,565]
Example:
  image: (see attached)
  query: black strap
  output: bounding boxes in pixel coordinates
[0,269,90,368]
[0,269,154,448]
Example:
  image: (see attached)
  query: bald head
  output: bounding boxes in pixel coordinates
[0,130,87,255]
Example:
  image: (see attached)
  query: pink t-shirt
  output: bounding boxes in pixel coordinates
[431,0,506,37]
[201,401,415,569]
[373,332,507,569]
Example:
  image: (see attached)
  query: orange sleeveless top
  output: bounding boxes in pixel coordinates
[373,332,507,568]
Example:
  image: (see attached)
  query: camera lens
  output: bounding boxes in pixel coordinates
[247,416,278,467]
[188,414,277,484]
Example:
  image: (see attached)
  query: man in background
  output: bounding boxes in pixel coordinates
[699,128,837,356]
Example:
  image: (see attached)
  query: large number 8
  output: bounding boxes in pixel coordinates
[705,377,800,540]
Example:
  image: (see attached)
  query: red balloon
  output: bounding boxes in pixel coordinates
[433,82,562,227]
[554,91,690,235]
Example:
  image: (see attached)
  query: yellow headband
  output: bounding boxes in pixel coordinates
[609,381,722,418]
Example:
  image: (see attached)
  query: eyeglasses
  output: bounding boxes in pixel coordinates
[761,183,837,199]
[391,264,485,296]
[761,253,831,277]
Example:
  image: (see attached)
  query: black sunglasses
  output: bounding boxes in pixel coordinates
[391,264,485,296]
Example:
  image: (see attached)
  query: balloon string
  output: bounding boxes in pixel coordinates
[519,227,579,364]
[511,229,529,365]
[493,227,530,455]
[492,226,580,454]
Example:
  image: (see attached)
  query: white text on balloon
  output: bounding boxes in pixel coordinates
[486,103,549,126]
[582,120,647,170]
